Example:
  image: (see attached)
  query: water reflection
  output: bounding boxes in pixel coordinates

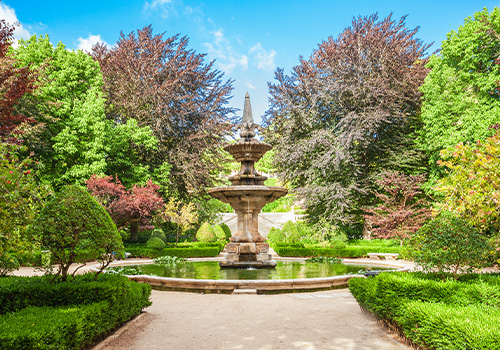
[134,261,388,280]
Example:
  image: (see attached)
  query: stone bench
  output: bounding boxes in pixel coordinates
[367,253,399,261]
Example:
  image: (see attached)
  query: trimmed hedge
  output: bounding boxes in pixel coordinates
[125,246,222,258]
[349,272,500,349]
[0,274,151,349]
[273,245,401,258]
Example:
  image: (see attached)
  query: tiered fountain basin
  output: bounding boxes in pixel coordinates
[101,258,412,294]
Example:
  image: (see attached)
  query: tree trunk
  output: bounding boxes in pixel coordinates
[130,220,139,242]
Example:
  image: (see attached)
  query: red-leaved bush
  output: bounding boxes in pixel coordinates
[363,170,431,244]
[86,175,164,240]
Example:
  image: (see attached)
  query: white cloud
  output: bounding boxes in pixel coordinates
[246,81,256,90]
[204,29,248,73]
[249,42,276,72]
[143,0,177,18]
[0,3,31,47]
[76,34,109,53]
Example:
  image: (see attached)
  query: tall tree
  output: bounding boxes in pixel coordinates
[0,19,37,143]
[418,8,500,180]
[14,35,157,188]
[264,13,430,224]
[92,26,235,198]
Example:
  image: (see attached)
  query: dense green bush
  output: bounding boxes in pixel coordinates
[151,228,166,242]
[349,272,500,349]
[146,237,166,250]
[281,220,301,243]
[410,212,491,279]
[196,222,217,242]
[213,224,227,242]
[0,273,151,349]
[0,253,20,277]
[28,185,124,281]
[220,223,232,240]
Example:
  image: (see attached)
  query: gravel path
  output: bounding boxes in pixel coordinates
[92,289,410,350]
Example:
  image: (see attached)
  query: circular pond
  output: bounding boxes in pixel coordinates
[122,260,388,280]
[104,258,411,293]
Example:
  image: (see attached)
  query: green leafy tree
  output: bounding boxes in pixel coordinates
[435,129,500,232]
[28,185,123,282]
[14,35,157,188]
[418,8,500,180]
[411,212,491,279]
[0,144,50,274]
[213,224,227,242]
[163,198,198,246]
[265,13,430,225]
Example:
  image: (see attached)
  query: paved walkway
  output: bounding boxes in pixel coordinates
[92,289,410,350]
[14,260,412,350]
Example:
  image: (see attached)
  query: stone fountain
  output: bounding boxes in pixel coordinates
[208,93,287,268]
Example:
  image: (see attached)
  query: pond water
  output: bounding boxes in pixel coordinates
[127,261,389,280]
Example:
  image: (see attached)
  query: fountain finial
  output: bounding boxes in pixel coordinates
[235,92,261,142]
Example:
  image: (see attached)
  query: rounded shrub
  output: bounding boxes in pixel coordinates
[146,237,166,250]
[213,225,227,242]
[282,220,301,243]
[220,223,232,240]
[267,227,287,243]
[28,185,123,281]
[0,253,20,277]
[151,228,166,242]
[411,211,491,279]
[196,222,217,242]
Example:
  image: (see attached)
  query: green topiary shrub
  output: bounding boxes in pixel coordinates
[146,237,166,250]
[28,185,124,281]
[213,225,227,242]
[282,220,301,243]
[151,228,166,242]
[220,223,232,240]
[410,212,491,279]
[196,222,217,242]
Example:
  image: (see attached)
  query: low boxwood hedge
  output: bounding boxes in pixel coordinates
[0,273,151,349]
[349,272,500,349]
[125,246,222,258]
[273,245,401,258]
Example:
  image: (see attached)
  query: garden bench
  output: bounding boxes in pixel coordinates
[367,253,399,261]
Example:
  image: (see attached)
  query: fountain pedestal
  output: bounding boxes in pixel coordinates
[208,93,287,268]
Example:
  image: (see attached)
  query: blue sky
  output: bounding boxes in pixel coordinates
[2,0,499,123]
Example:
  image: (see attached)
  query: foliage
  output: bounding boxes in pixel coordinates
[151,228,166,242]
[264,13,430,225]
[418,8,500,180]
[153,255,187,264]
[28,185,124,281]
[196,222,217,243]
[92,26,235,198]
[410,212,491,279]
[261,193,294,213]
[0,273,151,349]
[220,223,232,240]
[435,130,500,232]
[0,253,20,277]
[273,245,401,258]
[281,220,302,243]
[255,149,277,175]
[86,175,164,241]
[162,197,198,246]
[305,256,341,263]
[212,224,227,242]
[364,170,431,243]
[124,246,221,259]
[0,144,50,266]
[0,20,37,143]
[146,237,166,250]
[349,272,500,350]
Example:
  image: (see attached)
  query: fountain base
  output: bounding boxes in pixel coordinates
[219,242,277,268]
